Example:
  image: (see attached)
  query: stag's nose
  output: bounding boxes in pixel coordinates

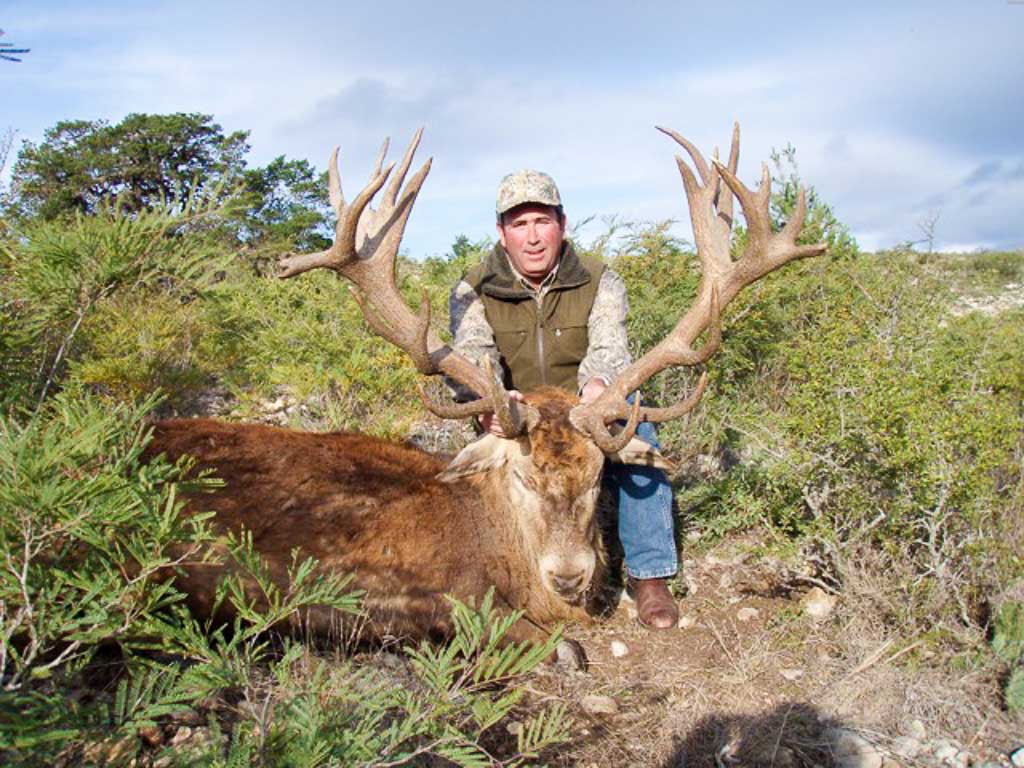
[550,571,586,595]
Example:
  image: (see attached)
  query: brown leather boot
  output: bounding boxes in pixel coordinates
[629,577,679,630]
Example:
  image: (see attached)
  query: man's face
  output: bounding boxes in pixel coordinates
[497,204,566,285]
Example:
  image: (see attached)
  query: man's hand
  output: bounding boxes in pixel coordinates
[579,377,608,405]
[479,390,525,437]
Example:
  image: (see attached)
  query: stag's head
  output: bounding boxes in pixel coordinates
[433,386,671,602]
[277,125,825,607]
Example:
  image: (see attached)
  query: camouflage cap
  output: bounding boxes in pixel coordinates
[495,169,562,215]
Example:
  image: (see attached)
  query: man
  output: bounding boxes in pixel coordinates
[447,169,679,630]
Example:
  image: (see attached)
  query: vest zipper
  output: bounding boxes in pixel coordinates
[535,295,547,386]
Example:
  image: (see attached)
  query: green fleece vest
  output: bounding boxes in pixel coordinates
[465,243,604,393]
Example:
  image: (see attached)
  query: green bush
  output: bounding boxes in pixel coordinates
[0,392,212,757]
[0,203,227,411]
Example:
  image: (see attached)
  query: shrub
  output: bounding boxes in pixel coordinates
[0,203,227,411]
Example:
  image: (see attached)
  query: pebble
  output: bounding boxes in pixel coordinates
[1011,746,1024,767]
[801,587,837,620]
[907,720,926,740]
[779,668,804,681]
[827,728,883,768]
[677,615,696,629]
[581,694,619,715]
[737,607,760,622]
[610,640,629,658]
[890,736,921,759]
[505,721,522,736]
[932,741,968,768]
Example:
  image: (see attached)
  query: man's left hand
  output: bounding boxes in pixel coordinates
[579,378,607,404]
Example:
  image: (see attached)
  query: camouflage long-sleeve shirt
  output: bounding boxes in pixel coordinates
[448,258,633,400]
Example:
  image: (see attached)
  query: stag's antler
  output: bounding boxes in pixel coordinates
[278,129,536,437]
[570,123,827,452]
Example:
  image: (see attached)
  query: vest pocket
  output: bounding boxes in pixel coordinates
[493,328,529,385]
[549,323,588,368]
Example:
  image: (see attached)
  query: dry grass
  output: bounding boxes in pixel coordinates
[504,533,1021,767]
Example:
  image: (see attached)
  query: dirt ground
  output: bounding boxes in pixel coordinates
[515,534,1022,768]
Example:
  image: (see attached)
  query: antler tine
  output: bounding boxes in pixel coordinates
[277,128,505,419]
[383,126,423,209]
[370,137,390,181]
[328,147,344,215]
[714,122,740,225]
[656,125,713,185]
[417,382,494,419]
[483,357,537,438]
[582,397,642,454]
[632,371,709,422]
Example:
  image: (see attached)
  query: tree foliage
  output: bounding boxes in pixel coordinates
[9,113,249,220]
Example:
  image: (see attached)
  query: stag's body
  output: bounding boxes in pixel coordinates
[148,388,606,645]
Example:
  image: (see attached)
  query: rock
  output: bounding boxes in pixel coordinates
[907,720,926,740]
[170,727,193,748]
[737,607,760,622]
[610,640,629,658]
[932,741,968,768]
[556,639,587,672]
[581,694,619,715]
[827,728,883,768]
[779,668,804,681]
[801,587,837,620]
[684,572,700,596]
[505,721,522,736]
[678,615,696,629]
[890,736,921,760]
[1010,745,1024,767]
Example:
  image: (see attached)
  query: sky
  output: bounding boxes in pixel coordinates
[2,0,1023,258]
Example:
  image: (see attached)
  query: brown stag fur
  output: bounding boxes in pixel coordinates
[144,388,662,648]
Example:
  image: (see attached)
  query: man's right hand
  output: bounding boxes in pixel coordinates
[478,390,525,437]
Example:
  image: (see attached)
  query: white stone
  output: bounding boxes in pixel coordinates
[907,720,926,740]
[1009,746,1024,768]
[581,694,619,715]
[779,668,804,681]
[932,741,966,768]
[827,728,883,768]
[737,607,760,622]
[890,736,921,759]
[610,640,629,658]
[801,587,837,620]
[677,615,696,629]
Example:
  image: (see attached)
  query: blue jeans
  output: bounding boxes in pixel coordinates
[603,419,677,580]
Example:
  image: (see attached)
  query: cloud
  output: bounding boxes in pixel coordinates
[4,0,1021,256]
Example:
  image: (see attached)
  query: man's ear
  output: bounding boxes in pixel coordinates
[608,436,675,472]
[496,219,507,249]
[438,434,516,482]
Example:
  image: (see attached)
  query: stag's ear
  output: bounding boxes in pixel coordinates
[437,434,520,482]
[608,436,675,472]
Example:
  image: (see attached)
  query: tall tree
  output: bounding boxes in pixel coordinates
[9,113,249,219]
[234,156,332,252]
